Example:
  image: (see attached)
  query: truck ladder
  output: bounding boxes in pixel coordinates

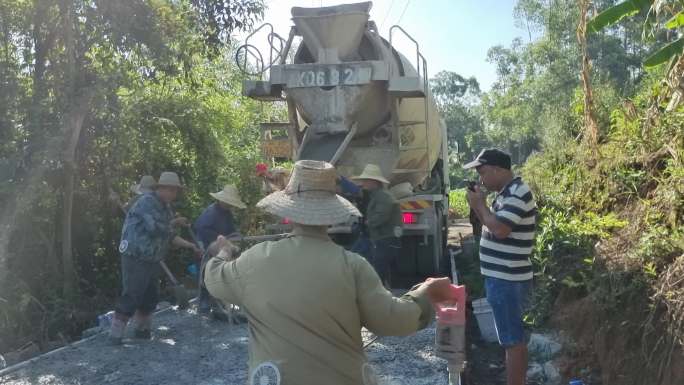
[388,25,431,176]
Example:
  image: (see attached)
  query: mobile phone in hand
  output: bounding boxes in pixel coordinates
[464,180,477,192]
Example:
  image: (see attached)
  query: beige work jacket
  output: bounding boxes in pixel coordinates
[204,227,434,385]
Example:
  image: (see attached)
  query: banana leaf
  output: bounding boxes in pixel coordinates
[644,37,684,68]
[587,0,652,33]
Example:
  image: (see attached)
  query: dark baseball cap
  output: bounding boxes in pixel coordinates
[463,148,511,170]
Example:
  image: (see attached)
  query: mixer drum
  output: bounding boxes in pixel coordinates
[285,2,444,186]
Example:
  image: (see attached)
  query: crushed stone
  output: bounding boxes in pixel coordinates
[1,305,451,385]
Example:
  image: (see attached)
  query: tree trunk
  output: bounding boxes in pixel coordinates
[666,55,684,112]
[577,0,600,153]
[59,0,95,296]
[60,89,93,296]
[28,1,58,155]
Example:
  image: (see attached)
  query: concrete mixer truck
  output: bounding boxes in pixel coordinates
[238,2,450,284]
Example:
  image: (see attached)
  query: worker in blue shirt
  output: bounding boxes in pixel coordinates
[111,172,200,344]
[193,184,246,318]
[337,174,373,261]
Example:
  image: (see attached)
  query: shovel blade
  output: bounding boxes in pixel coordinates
[173,285,189,309]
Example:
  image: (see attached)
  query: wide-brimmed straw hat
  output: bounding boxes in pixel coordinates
[257,160,361,226]
[155,171,184,189]
[351,164,390,184]
[210,185,247,209]
[131,175,156,195]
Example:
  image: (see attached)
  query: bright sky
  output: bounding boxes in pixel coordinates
[238,0,529,91]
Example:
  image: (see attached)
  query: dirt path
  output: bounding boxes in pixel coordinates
[448,218,473,245]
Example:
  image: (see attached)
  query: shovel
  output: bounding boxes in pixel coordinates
[227,233,289,243]
[159,260,189,309]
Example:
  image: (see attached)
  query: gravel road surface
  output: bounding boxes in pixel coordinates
[1,304,452,385]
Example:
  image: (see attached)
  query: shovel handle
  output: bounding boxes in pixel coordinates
[186,226,205,252]
[226,233,289,243]
[159,260,180,286]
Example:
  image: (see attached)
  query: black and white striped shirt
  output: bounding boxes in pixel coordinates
[479,177,536,281]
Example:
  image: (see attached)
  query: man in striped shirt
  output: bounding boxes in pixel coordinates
[464,148,536,385]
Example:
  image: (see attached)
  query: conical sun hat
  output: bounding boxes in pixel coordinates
[351,164,390,184]
[210,185,247,209]
[130,175,156,195]
[257,160,361,226]
[155,171,183,189]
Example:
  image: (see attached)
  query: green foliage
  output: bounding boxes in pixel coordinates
[436,3,684,378]
[189,0,264,54]
[452,238,485,299]
[429,71,488,187]
[665,10,684,28]
[587,0,651,33]
[0,0,270,353]
[523,175,630,325]
[448,189,470,219]
[520,71,684,327]
[589,0,684,71]
[643,37,684,68]
[431,71,481,106]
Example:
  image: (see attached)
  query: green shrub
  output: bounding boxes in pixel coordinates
[524,202,628,325]
[448,189,470,219]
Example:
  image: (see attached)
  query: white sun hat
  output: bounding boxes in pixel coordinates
[210,185,247,209]
[257,160,361,225]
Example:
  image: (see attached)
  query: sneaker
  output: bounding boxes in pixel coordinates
[133,329,152,340]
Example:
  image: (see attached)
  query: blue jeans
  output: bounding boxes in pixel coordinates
[485,277,532,347]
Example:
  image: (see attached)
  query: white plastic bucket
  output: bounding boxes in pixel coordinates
[472,298,498,343]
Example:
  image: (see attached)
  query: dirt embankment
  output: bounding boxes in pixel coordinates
[550,291,684,385]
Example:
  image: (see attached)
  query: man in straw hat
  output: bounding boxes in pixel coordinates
[203,160,454,385]
[110,171,201,344]
[193,184,246,317]
[352,163,403,288]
